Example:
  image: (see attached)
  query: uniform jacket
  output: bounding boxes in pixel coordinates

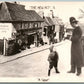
[71,26,84,67]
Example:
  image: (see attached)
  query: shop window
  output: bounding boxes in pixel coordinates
[24,23,28,29]
[29,23,32,28]
[43,28,47,36]
[27,23,29,29]
[37,23,41,27]
[22,23,25,29]
[20,23,22,29]
[33,23,38,28]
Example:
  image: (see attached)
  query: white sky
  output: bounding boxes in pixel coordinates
[20,2,84,23]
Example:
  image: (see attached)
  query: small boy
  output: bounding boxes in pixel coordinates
[48,45,60,76]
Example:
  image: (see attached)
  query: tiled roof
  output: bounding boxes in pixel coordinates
[0,2,44,22]
[26,10,44,21]
[52,17,64,25]
[45,17,54,26]
[42,17,54,26]
[41,19,49,27]
[52,17,60,25]
[43,18,50,26]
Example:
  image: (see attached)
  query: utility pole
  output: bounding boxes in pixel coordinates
[3,37,6,56]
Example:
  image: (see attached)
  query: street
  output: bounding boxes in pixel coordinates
[0,40,84,82]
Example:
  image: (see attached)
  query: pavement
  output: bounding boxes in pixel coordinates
[0,41,65,64]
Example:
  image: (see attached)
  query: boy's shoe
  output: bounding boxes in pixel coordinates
[48,70,50,76]
[56,69,60,73]
[56,71,60,73]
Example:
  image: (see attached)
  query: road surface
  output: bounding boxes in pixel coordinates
[0,40,84,82]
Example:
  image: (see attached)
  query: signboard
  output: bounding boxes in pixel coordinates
[0,23,12,39]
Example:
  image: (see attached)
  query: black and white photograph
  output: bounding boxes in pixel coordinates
[0,1,84,82]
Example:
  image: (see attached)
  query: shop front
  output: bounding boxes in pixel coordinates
[0,23,17,55]
[27,27,42,48]
[0,2,44,55]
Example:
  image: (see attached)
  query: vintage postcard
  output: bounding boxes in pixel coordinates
[0,1,84,82]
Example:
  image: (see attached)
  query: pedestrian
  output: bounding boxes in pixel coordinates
[36,31,40,47]
[67,17,84,76]
[13,39,21,54]
[48,34,53,45]
[48,45,60,76]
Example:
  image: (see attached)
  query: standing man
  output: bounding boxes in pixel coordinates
[68,17,84,76]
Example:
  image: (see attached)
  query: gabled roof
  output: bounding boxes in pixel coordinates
[0,2,44,22]
[41,20,49,27]
[43,18,50,26]
[52,17,64,25]
[42,17,54,27]
[52,17,60,25]
[45,17,54,26]
[26,10,44,21]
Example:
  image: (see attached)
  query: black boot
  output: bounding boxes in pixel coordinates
[67,71,75,73]
[48,69,51,76]
[55,68,60,73]
[76,67,81,76]
[67,65,75,73]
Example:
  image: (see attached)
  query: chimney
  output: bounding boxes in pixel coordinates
[14,1,17,4]
[42,12,45,19]
[50,10,54,18]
